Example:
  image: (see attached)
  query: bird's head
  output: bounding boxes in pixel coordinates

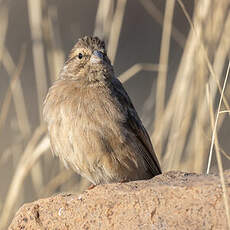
[60,36,114,82]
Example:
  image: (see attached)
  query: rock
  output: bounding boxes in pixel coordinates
[9,171,230,230]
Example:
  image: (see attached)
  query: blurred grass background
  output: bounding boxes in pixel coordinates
[0,0,230,228]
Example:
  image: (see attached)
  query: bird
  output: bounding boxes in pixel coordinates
[43,36,161,185]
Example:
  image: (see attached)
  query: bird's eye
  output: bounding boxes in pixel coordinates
[78,53,83,59]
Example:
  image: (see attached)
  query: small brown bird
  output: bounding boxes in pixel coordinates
[43,36,161,185]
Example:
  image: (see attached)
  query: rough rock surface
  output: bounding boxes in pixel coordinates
[9,171,230,230]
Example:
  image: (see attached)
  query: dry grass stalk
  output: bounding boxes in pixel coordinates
[178,0,230,172]
[43,2,65,82]
[139,0,185,48]
[107,0,127,64]
[181,0,230,172]
[153,17,201,168]
[159,0,212,170]
[2,47,31,137]
[221,148,230,161]
[94,0,114,40]
[118,63,161,83]
[154,0,175,156]
[151,0,230,173]
[0,127,48,229]
[0,47,26,132]
[206,62,230,174]
[27,0,48,122]
[219,110,230,114]
[178,0,230,113]
[2,46,42,214]
[0,3,8,63]
[206,61,230,228]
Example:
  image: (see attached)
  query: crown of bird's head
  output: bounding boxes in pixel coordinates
[60,36,113,82]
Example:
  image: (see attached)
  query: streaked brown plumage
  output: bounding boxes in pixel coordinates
[43,36,161,185]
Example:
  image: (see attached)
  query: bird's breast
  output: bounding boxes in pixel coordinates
[43,79,128,148]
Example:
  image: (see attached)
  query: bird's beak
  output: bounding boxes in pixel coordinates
[90,50,104,64]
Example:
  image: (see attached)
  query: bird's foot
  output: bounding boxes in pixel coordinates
[88,184,96,190]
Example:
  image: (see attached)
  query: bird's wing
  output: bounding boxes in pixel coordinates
[111,78,162,175]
